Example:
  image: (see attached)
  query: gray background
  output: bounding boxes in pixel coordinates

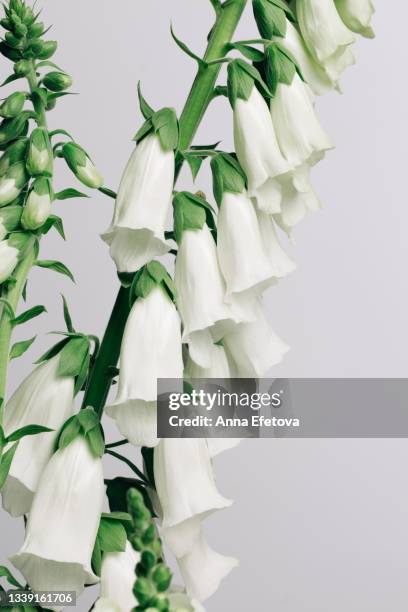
[2,1,408,611]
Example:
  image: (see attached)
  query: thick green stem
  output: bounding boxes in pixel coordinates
[85,0,247,418]
[0,60,48,412]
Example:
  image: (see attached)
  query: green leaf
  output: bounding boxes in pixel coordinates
[0,566,23,589]
[183,152,204,180]
[137,82,154,120]
[61,294,74,333]
[151,107,179,152]
[11,305,46,326]
[6,424,53,443]
[54,188,89,200]
[170,25,205,67]
[0,74,23,87]
[39,214,66,239]
[36,60,63,71]
[133,118,153,144]
[0,442,18,489]
[35,259,75,283]
[97,516,127,553]
[173,191,209,244]
[9,336,36,360]
[57,336,90,378]
[35,337,70,364]
[91,537,102,577]
[48,128,74,140]
[210,153,247,204]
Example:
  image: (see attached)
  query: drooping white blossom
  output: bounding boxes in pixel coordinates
[233,87,291,213]
[274,167,321,235]
[0,238,18,283]
[297,0,355,82]
[97,542,140,612]
[175,225,252,368]
[102,134,173,272]
[335,0,375,38]
[154,438,231,530]
[1,355,75,517]
[11,437,105,599]
[271,73,333,168]
[106,286,183,448]
[224,300,289,377]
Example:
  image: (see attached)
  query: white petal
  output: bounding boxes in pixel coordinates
[0,240,18,283]
[11,437,105,598]
[100,542,140,612]
[256,209,296,279]
[102,134,174,272]
[106,399,159,448]
[168,586,206,612]
[2,356,75,517]
[154,439,232,528]
[335,0,375,38]
[185,343,231,379]
[271,73,334,167]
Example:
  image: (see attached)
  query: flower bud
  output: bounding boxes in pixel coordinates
[0,92,26,119]
[0,205,22,240]
[0,41,21,61]
[37,40,58,60]
[133,577,156,606]
[26,127,53,176]
[5,31,23,49]
[0,161,28,207]
[27,39,44,56]
[21,177,52,230]
[152,564,172,592]
[43,71,72,92]
[14,59,31,77]
[62,142,103,189]
[0,112,29,146]
[0,138,28,175]
[28,21,45,37]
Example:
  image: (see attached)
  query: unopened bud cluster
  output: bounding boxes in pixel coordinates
[127,488,173,612]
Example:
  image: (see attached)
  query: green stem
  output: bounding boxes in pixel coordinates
[84,0,247,418]
[0,60,48,413]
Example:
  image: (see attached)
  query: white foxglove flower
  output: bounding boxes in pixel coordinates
[169,586,205,612]
[297,0,355,81]
[98,542,139,612]
[271,73,333,168]
[154,438,231,529]
[335,0,375,38]
[175,225,248,368]
[106,285,183,448]
[1,356,75,517]
[185,342,231,380]
[224,301,289,377]
[102,134,173,272]
[233,87,291,213]
[11,437,105,598]
[274,168,321,235]
[0,238,18,283]
[256,209,296,278]
[178,532,238,603]
[275,21,335,96]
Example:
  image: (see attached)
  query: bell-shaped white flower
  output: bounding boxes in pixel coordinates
[274,167,321,235]
[224,301,289,377]
[175,225,250,368]
[154,438,231,530]
[98,542,139,612]
[178,531,238,603]
[297,0,355,80]
[234,87,291,213]
[168,586,206,612]
[275,21,335,96]
[106,285,183,448]
[271,73,333,168]
[1,355,75,517]
[102,134,173,272]
[11,436,105,597]
[256,209,296,278]
[335,0,375,38]
[0,238,18,283]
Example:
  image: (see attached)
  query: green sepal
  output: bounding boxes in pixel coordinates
[92,511,130,573]
[57,335,90,378]
[0,111,31,147]
[0,137,28,174]
[0,205,22,233]
[35,336,71,364]
[137,82,155,120]
[9,335,36,359]
[61,294,74,332]
[264,42,302,94]
[57,407,105,457]
[35,259,75,282]
[134,107,179,152]
[11,304,46,325]
[252,0,295,40]
[227,58,272,107]
[7,232,35,259]
[130,261,176,304]
[227,41,265,62]
[38,214,66,240]
[172,191,215,244]
[210,152,247,205]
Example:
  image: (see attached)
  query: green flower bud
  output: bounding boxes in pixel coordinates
[14,21,28,37]
[0,112,29,147]
[0,205,22,240]
[14,59,31,76]
[0,161,27,207]
[43,71,72,92]
[0,18,13,31]
[129,535,144,551]
[142,524,156,545]
[0,41,21,61]
[127,488,145,511]
[150,593,170,611]
[62,142,103,189]
[152,564,172,592]
[133,577,156,606]
[21,176,52,230]
[37,40,58,60]
[5,31,23,49]
[141,550,157,570]
[28,21,44,37]
[27,39,44,56]
[0,92,26,119]
[0,138,28,175]
[27,127,53,176]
